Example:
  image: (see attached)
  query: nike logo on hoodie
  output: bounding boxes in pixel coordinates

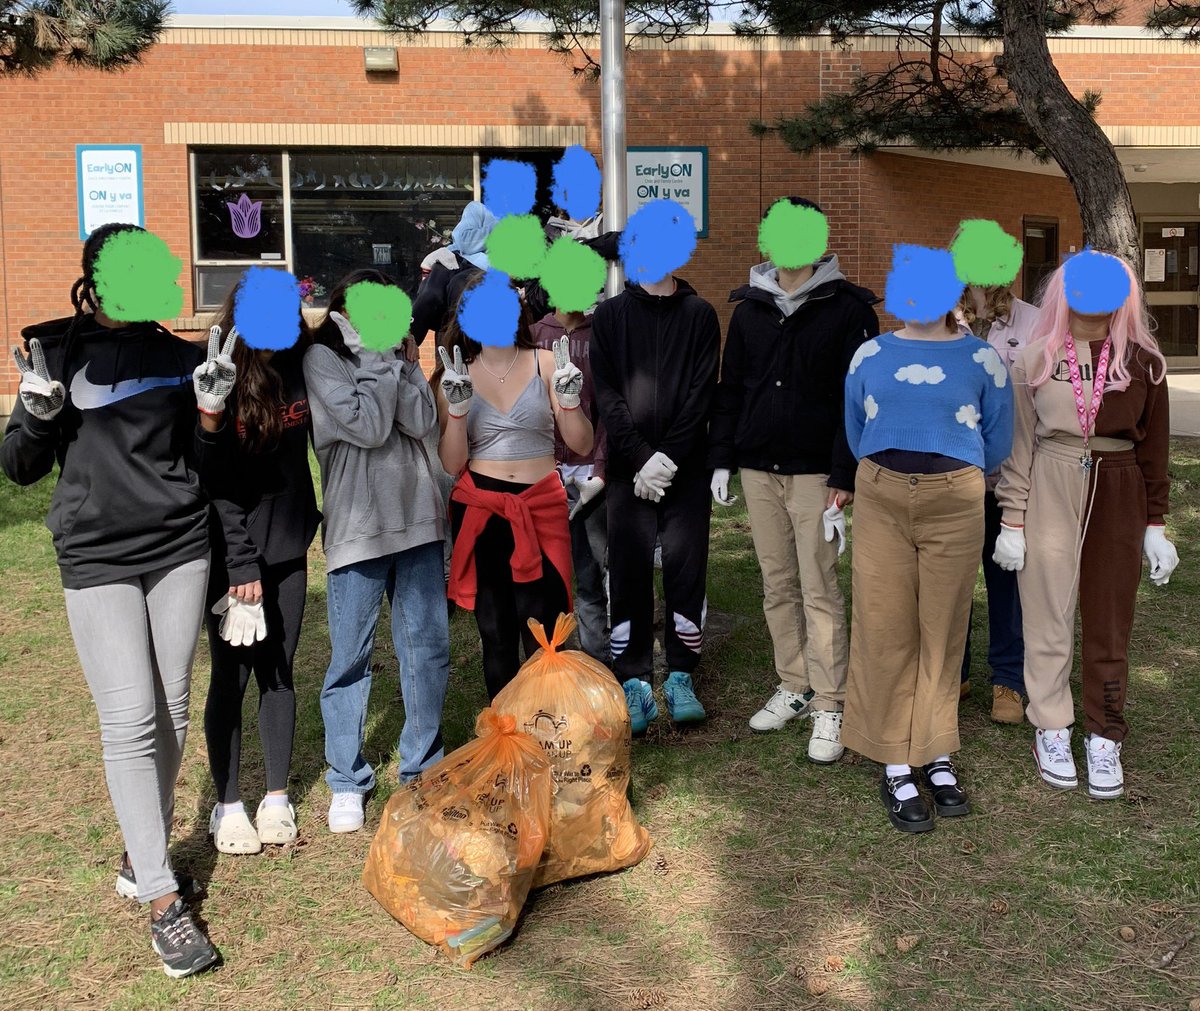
[69,364,191,411]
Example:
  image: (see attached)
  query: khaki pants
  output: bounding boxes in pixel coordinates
[1019,440,1144,741]
[842,461,984,765]
[742,469,848,710]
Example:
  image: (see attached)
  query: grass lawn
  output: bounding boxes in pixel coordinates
[1,444,1199,1010]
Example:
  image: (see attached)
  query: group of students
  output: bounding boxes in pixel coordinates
[1,197,1178,979]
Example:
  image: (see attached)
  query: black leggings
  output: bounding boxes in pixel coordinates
[451,472,570,701]
[204,558,306,803]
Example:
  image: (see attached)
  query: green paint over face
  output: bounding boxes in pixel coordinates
[484,214,547,280]
[540,238,607,313]
[345,281,413,353]
[758,201,828,269]
[951,219,1023,287]
[92,230,184,322]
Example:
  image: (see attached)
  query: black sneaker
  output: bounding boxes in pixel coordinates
[150,898,219,978]
[116,854,202,902]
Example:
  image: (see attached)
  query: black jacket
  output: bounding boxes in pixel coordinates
[708,277,880,490]
[207,347,321,586]
[410,254,480,345]
[590,278,720,482]
[1,315,222,589]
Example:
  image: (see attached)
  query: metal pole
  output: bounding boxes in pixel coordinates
[600,0,626,298]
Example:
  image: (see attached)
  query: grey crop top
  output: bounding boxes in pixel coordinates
[466,353,556,461]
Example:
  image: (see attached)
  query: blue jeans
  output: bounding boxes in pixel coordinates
[322,540,450,792]
[961,490,1025,693]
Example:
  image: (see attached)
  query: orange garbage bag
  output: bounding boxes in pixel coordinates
[492,614,652,888]
[361,708,552,968]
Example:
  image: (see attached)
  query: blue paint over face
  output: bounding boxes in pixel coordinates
[551,146,602,221]
[1064,247,1131,315]
[619,199,697,286]
[458,269,521,347]
[884,244,964,324]
[233,267,302,350]
[481,159,537,219]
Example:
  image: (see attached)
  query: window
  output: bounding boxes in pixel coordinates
[1021,217,1058,302]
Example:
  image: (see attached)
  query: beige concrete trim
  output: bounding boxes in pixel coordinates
[164,122,587,147]
[1103,126,1200,145]
[0,394,15,415]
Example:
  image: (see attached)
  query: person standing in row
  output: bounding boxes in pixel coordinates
[842,245,1013,833]
[304,269,451,835]
[591,207,720,732]
[204,272,321,854]
[994,250,1177,800]
[710,197,879,762]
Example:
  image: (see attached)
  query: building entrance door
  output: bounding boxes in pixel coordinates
[1142,219,1200,364]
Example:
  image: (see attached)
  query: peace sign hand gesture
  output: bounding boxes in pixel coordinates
[551,336,583,409]
[194,325,239,416]
[12,338,65,421]
[437,345,474,418]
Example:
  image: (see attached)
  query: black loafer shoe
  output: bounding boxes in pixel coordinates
[880,772,934,833]
[920,759,971,817]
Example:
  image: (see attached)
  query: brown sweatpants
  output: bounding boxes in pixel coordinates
[1019,440,1145,742]
[842,461,985,766]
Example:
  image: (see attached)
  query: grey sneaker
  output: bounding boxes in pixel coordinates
[150,898,219,978]
[116,854,201,903]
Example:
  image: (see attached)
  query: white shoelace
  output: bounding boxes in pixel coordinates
[1090,743,1119,776]
[331,795,360,812]
[765,688,804,715]
[1043,733,1072,765]
[813,711,842,741]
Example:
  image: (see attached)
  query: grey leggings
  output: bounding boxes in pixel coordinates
[64,556,208,903]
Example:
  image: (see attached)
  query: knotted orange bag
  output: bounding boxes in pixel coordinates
[492,614,652,887]
[361,708,552,968]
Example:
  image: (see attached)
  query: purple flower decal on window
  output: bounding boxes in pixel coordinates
[226,193,263,239]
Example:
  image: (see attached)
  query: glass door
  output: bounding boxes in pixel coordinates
[1022,218,1058,303]
[1142,219,1200,362]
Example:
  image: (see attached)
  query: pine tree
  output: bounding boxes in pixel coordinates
[1,1,169,76]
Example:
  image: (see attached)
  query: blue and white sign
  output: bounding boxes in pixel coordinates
[626,147,709,238]
[77,145,144,240]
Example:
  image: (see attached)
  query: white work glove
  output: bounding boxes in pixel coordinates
[437,345,474,419]
[210,594,268,647]
[992,523,1026,572]
[12,338,65,421]
[822,503,847,557]
[193,325,239,415]
[633,472,662,502]
[331,310,399,365]
[711,467,737,506]
[569,475,605,520]
[551,336,584,410]
[1143,525,1180,586]
[638,451,677,498]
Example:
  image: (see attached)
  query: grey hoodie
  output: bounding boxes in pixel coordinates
[303,344,446,573]
[748,255,847,317]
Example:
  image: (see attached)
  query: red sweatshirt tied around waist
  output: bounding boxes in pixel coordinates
[447,470,573,612]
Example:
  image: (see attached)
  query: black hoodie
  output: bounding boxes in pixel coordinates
[708,270,880,490]
[589,278,720,481]
[1,314,222,589]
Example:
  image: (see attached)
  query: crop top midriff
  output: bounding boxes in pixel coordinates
[466,357,556,462]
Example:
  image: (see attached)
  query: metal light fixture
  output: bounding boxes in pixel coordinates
[1133,164,1148,173]
[364,47,398,72]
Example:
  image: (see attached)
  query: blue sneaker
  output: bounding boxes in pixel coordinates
[623,678,658,735]
[664,671,706,723]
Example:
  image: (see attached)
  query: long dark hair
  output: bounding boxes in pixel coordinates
[431,273,539,388]
[311,268,405,359]
[213,277,311,454]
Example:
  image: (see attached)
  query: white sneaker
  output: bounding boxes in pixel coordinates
[749,685,816,732]
[208,804,263,854]
[808,710,845,764]
[1033,728,1078,790]
[1085,734,1124,799]
[256,798,298,845]
[328,792,365,834]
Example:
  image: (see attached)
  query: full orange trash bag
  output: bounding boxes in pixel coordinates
[492,614,652,888]
[361,708,552,968]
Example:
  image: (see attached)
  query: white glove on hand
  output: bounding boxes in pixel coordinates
[569,475,605,520]
[210,594,268,647]
[329,310,366,355]
[437,345,474,419]
[12,338,65,420]
[193,325,239,415]
[1143,525,1180,586]
[638,451,677,497]
[822,503,847,556]
[992,523,1026,572]
[551,336,584,410]
[711,468,737,506]
[633,472,662,502]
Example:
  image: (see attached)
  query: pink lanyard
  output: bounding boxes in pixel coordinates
[1062,331,1111,471]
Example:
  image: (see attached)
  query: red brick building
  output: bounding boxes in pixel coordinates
[3,14,1200,418]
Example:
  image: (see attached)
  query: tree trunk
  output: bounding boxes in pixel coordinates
[1001,0,1139,267]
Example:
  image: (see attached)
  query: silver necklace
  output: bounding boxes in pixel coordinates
[476,348,522,383]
